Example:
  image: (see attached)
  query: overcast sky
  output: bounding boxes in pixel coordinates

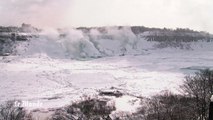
[0,0,212,33]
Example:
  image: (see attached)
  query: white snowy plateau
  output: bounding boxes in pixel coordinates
[0,26,213,116]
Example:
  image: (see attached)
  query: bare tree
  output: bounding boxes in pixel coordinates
[144,91,197,120]
[181,69,213,120]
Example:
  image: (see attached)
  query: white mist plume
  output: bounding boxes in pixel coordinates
[16,27,144,59]
[59,29,101,58]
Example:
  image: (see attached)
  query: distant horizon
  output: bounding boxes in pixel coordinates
[1,23,212,34]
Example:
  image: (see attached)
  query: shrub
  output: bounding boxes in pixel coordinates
[0,100,32,120]
[143,91,197,120]
[50,97,115,120]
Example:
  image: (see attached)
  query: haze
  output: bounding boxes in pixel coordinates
[0,0,212,33]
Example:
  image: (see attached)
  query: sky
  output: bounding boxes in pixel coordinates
[0,0,212,33]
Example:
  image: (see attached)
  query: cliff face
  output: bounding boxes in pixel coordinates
[0,24,40,55]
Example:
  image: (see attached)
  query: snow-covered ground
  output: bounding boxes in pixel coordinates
[0,27,213,115]
[1,47,213,109]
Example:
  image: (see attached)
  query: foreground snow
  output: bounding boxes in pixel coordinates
[1,46,213,113]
